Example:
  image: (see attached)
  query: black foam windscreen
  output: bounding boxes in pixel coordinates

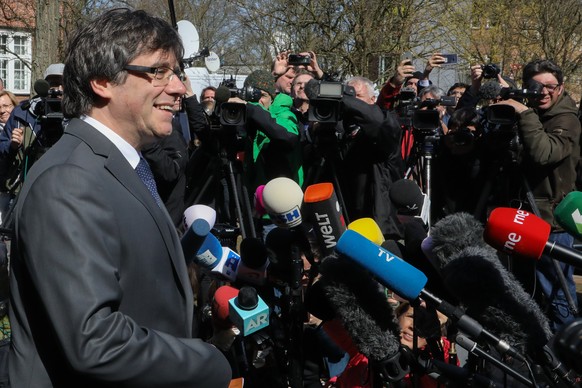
[478,81,502,100]
[304,79,320,100]
[389,179,424,216]
[33,79,50,97]
[215,86,231,103]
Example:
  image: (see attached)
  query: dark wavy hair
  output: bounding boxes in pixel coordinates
[62,8,184,118]
[522,59,563,86]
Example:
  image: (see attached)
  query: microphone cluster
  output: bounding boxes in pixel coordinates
[183,180,582,386]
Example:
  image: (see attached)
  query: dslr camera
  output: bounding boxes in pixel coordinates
[308,81,355,124]
[481,63,501,79]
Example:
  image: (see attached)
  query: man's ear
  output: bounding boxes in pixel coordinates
[90,78,113,99]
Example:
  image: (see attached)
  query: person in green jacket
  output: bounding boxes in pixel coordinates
[228,70,304,237]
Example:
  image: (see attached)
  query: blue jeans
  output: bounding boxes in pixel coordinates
[536,232,579,332]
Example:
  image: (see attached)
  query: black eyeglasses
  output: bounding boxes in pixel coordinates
[123,65,186,86]
[539,83,560,93]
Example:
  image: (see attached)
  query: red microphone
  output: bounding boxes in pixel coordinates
[484,207,582,268]
[212,285,239,329]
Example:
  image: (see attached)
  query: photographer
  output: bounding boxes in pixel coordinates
[337,76,405,239]
[377,53,445,111]
[272,50,326,95]
[494,59,581,333]
[456,63,512,110]
[0,63,64,156]
[432,107,488,222]
[418,85,449,135]
[228,70,302,235]
[0,64,65,223]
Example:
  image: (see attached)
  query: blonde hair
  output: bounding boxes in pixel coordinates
[0,90,17,107]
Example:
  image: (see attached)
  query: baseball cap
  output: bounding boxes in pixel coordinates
[44,63,65,80]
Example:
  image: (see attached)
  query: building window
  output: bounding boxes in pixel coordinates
[0,35,6,54]
[13,36,28,56]
[13,60,26,91]
[0,60,6,83]
[0,30,32,94]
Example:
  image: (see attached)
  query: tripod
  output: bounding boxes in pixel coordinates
[403,130,440,231]
[184,130,256,243]
[303,125,350,225]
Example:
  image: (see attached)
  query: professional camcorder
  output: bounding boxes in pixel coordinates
[208,78,263,127]
[308,80,355,124]
[219,85,263,127]
[410,97,457,136]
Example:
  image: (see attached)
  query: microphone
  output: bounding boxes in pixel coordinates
[212,285,240,329]
[315,254,408,381]
[335,229,528,362]
[262,177,315,265]
[229,286,270,336]
[33,79,50,97]
[262,177,304,228]
[253,185,267,217]
[347,218,385,245]
[181,218,212,263]
[426,211,488,271]
[236,237,269,286]
[193,232,241,282]
[484,207,582,268]
[478,81,503,100]
[336,230,426,301]
[389,179,430,225]
[215,85,232,103]
[302,182,346,257]
[264,226,310,286]
[304,78,320,100]
[430,213,552,355]
[554,191,582,239]
[183,204,216,230]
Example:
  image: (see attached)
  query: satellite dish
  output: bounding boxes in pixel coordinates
[205,52,221,73]
[177,20,199,59]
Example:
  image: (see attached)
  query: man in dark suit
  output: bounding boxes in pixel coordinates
[8,8,231,387]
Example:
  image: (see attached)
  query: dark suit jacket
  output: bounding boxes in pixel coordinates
[8,118,231,387]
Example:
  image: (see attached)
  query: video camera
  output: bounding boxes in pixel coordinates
[307,80,355,124]
[32,87,64,148]
[409,97,456,136]
[217,78,262,127]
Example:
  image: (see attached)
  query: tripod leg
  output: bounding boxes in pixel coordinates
[226,161,247,239]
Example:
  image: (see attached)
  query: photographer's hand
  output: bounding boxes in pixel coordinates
[469,64,484,94]
[10,127,23,150]
[393,59,416,86]
[424,53,445,77]
[494,99,528,114]
[497,74,510,88]
[272,50,292,77]
[227,97,247,105]
[303,51,324,80]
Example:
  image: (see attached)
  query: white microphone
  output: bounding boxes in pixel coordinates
[183,204,217,230]
[262,177,304,228]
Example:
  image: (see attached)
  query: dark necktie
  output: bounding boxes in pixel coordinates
[135,157,163,207]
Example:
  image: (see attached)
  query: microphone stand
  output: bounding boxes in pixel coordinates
[283,243,304,388]
[456,334,535,387]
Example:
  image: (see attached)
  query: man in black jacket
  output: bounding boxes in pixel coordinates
[338,76,404,239]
